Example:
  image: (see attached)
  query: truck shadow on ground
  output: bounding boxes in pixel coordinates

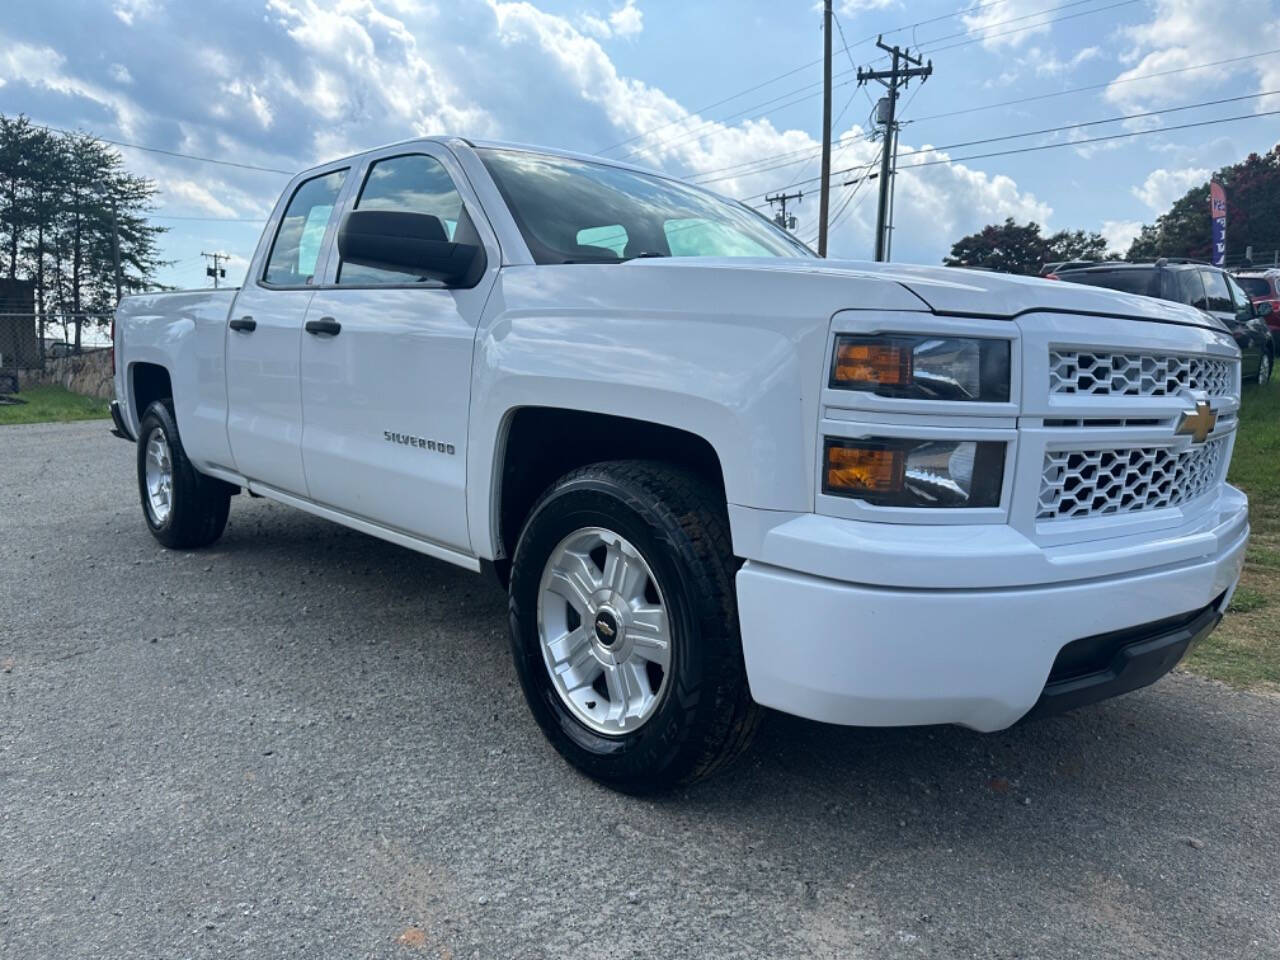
[202,499,1264,846]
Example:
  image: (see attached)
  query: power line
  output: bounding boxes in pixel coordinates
[915,0,1127,54]
[33,122,293,175]
[595,0,1021,157]
[619,0,1138,164]
[896,88,1280,163]
[906,46,1280,123]
[745,98,1280,200]
[690,46,1280,185]
[151,214,266,222]
[897,107,1280,171]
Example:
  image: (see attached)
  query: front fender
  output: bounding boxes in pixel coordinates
[465,264,924,558]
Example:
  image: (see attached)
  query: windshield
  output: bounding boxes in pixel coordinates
[478,148,812,264]
[1237,276,1272,298]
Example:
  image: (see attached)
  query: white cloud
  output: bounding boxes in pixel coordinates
[160,180,240,219]
[112,0,160,27]
[1101,219,1143,253]
[1027,44,1101,78]
[1132,166,1210,212]
[963,0,1057,50]
[109,63,133,85]
[0,0,1050,271]
[580,0,643,39]
[1104,0,1280,110]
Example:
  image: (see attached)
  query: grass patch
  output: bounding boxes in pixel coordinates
[1181,378,1280,691]
[0,384,110,425]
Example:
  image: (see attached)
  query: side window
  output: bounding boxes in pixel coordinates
[263,170,347,285]
[1225,274,1255,322]
[1200,270,1233,313]
[338,154,469,285]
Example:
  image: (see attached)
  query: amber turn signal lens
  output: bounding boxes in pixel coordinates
[824,443,904,495]
[832,340,910,388]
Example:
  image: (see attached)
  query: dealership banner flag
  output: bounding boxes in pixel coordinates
[1210,181,1227,266]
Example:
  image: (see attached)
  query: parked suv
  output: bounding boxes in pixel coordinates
[1236,269,1280,339]
[1051,259,1274,385]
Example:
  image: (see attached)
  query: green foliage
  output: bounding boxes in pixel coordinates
[1126,146,1280,262]
[0,384,110,425]
[0,114,168,349]
[943,218,1111,274]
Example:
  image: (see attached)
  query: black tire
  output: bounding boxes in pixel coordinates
[136,399,231,549]
[508,460,759,792]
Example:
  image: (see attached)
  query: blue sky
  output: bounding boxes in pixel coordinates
[1,0,1277,289]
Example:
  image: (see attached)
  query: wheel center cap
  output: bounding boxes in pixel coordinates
[594,609,621,647]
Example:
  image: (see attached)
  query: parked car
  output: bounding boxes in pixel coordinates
[110,138,1249,791]
[1050,259,1274,385]
[1235,268,1280,339]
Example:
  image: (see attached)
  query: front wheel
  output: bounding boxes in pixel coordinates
[136,400,231,549]
[1258,350,1272,386]
[507,461,759,791]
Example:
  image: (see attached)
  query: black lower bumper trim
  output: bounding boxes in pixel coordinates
[109,400,133,442]
[1024,598,1224,722]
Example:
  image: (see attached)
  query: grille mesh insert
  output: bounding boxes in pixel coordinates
[1037,437,1227,520]
[1048,350,1233,398]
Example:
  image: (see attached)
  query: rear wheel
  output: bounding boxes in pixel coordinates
[136,400,231,549]
[508,461,759,791]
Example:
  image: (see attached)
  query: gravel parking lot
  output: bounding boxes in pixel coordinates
[3,420,1279,959]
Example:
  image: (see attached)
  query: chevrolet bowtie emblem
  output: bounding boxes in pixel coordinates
[1174,400,1218,444]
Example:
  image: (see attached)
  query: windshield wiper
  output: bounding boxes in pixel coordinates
[622,251,668,261]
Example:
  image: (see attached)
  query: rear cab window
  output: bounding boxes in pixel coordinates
[1060,268,1159,298]
[263,169,347,285]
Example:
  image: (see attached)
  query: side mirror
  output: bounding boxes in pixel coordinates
[1257,301,1273,318]
[337,210,485,287]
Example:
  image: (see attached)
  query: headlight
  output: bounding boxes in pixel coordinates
[823,437,1005,508]
[830,334,1011,402]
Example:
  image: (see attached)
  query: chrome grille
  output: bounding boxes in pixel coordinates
[1037,437,1227,521]
[1048,350,1233,398]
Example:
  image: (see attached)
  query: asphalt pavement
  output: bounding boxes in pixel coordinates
[2,420,1279,959]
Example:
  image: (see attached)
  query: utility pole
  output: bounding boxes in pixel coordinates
[817,0,833,257]
[858,37,932,262]
[201,251,228,289]
[766,190,803,232]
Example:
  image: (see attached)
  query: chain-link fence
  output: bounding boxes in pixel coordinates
[0,309,115,395]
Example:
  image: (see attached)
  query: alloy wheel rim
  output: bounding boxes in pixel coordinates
[144,426,174,526]
[1262,354,1272,384]
[536,526,672,736]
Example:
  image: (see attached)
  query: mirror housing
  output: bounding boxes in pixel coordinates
[1257,300,1273,318]
[337,210,485,287]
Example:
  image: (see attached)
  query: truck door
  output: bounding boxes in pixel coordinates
[298,147,499,553]
[226,166,349,495]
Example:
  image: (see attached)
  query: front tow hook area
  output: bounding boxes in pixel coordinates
[1023,598,1225,722]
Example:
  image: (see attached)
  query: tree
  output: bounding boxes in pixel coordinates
[0,114,167,351]
[943,218,1112,274]
[1126,147,1280,263]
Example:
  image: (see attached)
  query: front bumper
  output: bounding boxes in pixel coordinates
[735,488,1248,732]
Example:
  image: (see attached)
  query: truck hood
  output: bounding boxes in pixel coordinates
[625,257,1230,334]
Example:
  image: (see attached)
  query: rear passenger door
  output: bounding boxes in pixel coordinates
[299,146,500,554]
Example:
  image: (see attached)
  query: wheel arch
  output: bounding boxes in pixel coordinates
[486,406,729,581]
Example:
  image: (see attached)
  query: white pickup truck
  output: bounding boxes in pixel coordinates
[112,137,1249,790]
